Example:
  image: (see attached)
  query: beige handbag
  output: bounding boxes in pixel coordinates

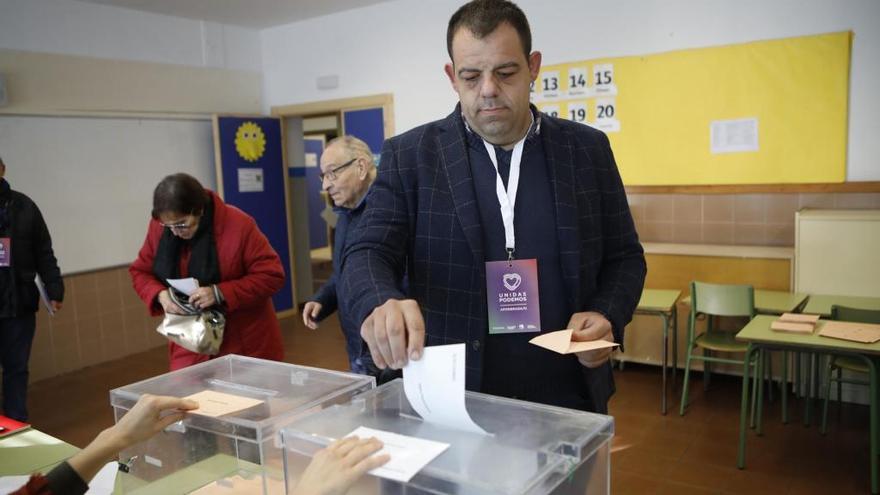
[155,288,226,355]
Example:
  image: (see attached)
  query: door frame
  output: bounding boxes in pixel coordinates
[271,93,394,138]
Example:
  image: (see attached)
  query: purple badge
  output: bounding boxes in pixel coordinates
[485,258,541,334]
[0,237,10,267]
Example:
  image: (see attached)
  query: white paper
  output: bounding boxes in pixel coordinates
[403,344,487,434]
[347,426,449,483]
[540,70,560,99]
[592,98,621,133]
[592,63,618,95]
[237,168,264,192]
[167,277,199,296]
[710,117,759,154]
[540,104,560,119]
[85,462,118,494]
[34,274,55,316]
[567,67,589,96]
[305,152,318,167]
[567,101,588,124]
[0,476,30,493]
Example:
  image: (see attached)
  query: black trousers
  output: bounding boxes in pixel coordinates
[0,313,36,421]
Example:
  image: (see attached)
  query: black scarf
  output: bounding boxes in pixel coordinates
[151,197,221,288]
[0,179,17,317]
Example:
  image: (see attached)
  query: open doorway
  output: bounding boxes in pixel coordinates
[273,94,394,305]
[302,114,337,293]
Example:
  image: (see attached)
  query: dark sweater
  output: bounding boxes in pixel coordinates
[466,123,593,411]
[0,179,64,318]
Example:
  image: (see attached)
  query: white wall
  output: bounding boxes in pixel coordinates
[261,0,880,181]
[0,0,261,71]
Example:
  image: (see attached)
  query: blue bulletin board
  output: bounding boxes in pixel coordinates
[213,115,296,314]
[342,107,385,158]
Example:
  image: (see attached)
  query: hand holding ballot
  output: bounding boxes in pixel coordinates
[61,394,199,489]
[530,313,620,368]
[568,311,617,368]
[360,299,426,370]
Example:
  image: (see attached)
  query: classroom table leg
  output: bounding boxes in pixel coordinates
[672,305,679,388]
[805,353,817,427]
[757,350,765,436]
[738,344,757,469]
[861,355,878,494]
[782,350,789,424]
[661,312,669,415]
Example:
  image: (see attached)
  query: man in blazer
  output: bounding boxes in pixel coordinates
[340,0,646,413]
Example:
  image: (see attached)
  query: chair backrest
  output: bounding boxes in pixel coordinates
[831,305,880,324]
[690,281,756,318]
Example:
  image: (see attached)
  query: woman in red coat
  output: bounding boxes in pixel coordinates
[129,173,285,370]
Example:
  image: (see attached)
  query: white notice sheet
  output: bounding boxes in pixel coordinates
[347,426,449,483]
[403,343,487,435]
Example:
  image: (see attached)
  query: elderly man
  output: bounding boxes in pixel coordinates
[302,136,378,374]
[341,0,646,412]
[0,155,64,421]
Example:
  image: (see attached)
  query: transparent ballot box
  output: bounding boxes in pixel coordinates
[110,355,375,494]
[281,379,613,495]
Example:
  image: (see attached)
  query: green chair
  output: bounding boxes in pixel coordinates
[820,305,880,434]
[680,281,759,416]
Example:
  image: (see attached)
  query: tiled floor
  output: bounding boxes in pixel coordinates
[23,314,872,494]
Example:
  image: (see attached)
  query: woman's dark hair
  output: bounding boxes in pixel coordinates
[151,173,209,219]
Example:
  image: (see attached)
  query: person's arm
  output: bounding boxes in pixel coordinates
[292,436,390,495]
[129,220,171,316]
[31,202,64,308]
[302,276,338,329]
[312,274,339,319]
[66,395,199,484]
[10,395,199,495]
[581,131,647,344]
[216,220,285,312]
[339,138,424,370]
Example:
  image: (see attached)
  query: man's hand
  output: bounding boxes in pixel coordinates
[293,436,389,495]
[360,299,425,370]
[568,311,615,368]
[49,301,62,312]
[303,301,323,330]
[157,290,186,315]
[188,287,217,310]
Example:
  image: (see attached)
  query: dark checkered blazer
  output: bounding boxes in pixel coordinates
[340,105,646,397]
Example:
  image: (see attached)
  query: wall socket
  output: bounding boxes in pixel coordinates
[316,74,339,90]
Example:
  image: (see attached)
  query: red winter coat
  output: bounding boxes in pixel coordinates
[129,191,285,370]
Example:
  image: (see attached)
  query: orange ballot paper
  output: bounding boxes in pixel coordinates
[183,390,264,417]
[529,329,620,354]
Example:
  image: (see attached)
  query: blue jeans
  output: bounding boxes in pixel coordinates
[0,313,36,421]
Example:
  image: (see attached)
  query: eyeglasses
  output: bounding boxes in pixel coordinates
[160,214,199,231]
[319,158,358,182]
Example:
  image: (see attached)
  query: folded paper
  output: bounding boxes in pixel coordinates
[529,329,620,354]
[183,390,264,418]
[771,313,821,334]
[819,321,880,344]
